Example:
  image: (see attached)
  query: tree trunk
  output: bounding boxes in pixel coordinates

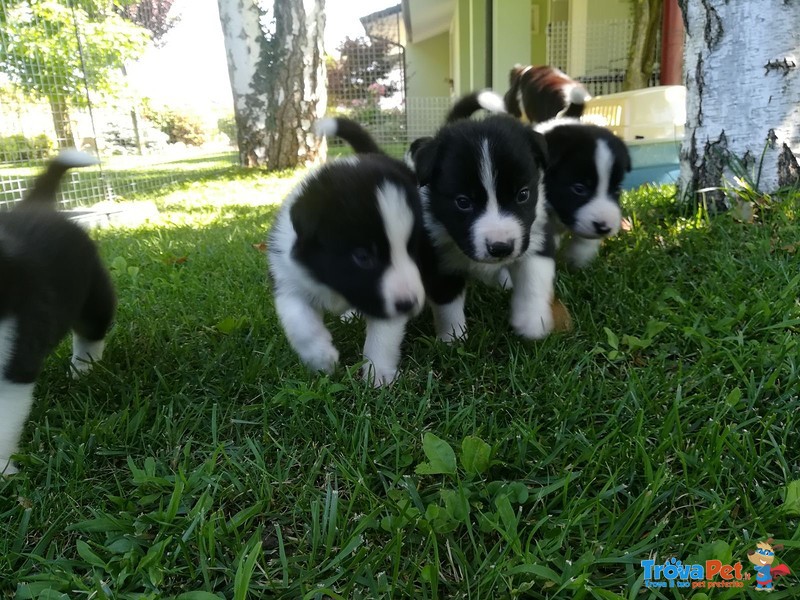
[678,0,800,209]
[624,0,663,91]
[217,0,326,169]
[48,95,76,149]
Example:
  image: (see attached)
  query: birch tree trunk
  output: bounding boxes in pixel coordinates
[217,0,326,169]
[678,0,800,209]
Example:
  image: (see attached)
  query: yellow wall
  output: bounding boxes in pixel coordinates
[530,0,549,64]
[406,32,452,98]
[492,0,532,92]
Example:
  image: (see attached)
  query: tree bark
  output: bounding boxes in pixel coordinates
[679,0,800,208]
[217,0,326,169]
[48,95,76,150]
[624,0,664,91]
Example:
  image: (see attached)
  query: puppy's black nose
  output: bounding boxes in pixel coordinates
[487,240,514,258]
[395,298,418,314]
[593,221,612,235]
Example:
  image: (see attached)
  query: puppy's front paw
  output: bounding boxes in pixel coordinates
[301,343,340,375]
[437,327,468,343]
[511,307,554,340]
[361,363,398,387]
[1,458,18,477]
[70,358,95,379]
[339,309,361,323]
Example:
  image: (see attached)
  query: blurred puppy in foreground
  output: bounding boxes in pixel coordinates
[1,150,115,475]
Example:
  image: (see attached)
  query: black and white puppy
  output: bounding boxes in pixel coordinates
[268,118,425,386]
[1,150,115,475]
[409,115,555,341]
[453,90,632,268]
[504,64,591,124]
[535,117,631,267]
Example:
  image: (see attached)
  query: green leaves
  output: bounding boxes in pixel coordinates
[461,435,491,475]
[782,480,800,516]
[415,433,457,476]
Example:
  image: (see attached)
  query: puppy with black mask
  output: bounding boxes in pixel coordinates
[268,118,425,386]
[449,90,632,268]
[1,150,115,475]
[409,114,555,342]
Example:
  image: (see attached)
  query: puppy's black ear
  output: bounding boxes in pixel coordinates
[411,137,440,186]
[289,202,320,257]
[526,129,548,169]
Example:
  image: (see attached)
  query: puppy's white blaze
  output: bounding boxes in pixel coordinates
[572,139,622,238]
[0,318,35,476]
[471,140,525,261]
[376,182,424,317]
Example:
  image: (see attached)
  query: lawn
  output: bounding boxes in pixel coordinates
[1,167,799,599]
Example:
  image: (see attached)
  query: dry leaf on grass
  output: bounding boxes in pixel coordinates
[252,242,268,252]
[551,297,573,332]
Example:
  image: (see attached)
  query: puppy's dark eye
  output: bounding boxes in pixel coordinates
[352,247,377,269]
[571,183,589,197]
[454,195,473,212]
[516,187,530,203]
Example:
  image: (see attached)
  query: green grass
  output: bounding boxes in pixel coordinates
[1,170,800,599]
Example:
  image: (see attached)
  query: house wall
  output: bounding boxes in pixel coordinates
[492,0,532,91]
[406,32,451,98]
[406,32,452,139]
[530,0,550,64]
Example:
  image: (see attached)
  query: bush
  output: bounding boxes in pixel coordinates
[142,103,207,146]
[0,133,54,162]
[217,115,237,145]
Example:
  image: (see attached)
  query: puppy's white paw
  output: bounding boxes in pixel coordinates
[70,358,95,379]
[511,307,554,340]
[565,238,602,269]
[301,343,340,375]
[496,268,513,290]
[339,309,361,323]
[1,458,18,476]
[437,327,468,343]
[361,363,398,387]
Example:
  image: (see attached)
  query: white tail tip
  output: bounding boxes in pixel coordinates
[314,117,338,138]
[568,85,591,105]
[54,149,100,167]
[477,90,507,114]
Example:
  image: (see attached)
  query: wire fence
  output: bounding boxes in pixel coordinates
[0,0,236,211]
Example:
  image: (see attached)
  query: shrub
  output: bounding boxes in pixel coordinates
[142,103,207,146]
[0,133,54,162]
[217,115,237,145]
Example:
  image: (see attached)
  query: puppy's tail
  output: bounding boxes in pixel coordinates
[23,149,100,206]
[315,117,382,155]
[557,85,591,119]
[446,90,506,123]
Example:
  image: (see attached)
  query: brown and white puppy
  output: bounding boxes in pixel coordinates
[504,64,591,124]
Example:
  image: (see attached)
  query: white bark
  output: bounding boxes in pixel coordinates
[216,0,326,168]
[679,0,800,207]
